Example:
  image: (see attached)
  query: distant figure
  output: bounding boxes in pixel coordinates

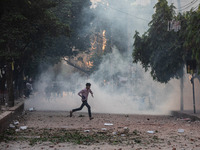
[25,82,33,98]
[70,83,94,120]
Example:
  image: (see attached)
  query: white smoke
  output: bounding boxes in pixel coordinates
[25,0,200,114]
[25,46,182,115]
[131,0,151,6]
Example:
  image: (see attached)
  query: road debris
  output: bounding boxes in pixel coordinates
[13,120,19,125]
[84,130,90,133]
[101,128,107,131]
[180,118,191,121]
[9,124,15,128]
[20,126,28,130]
[15,129,20,132]
[178,129,184,133]
[28,107,35,111]
[147,130,155,134]
[104,123,113,126]
[123,127,129,133]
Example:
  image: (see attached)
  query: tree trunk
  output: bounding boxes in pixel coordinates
[0,74,6,105]
[6,61,14,107]
[18,68,24,97]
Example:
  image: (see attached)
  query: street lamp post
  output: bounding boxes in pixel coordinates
[186,60,197,114]
[191,74,196,114]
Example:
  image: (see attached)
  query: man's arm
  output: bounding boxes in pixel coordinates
[90,89,94,97]
[78,90,83,97]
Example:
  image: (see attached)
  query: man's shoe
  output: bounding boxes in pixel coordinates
[70,111,73,117]
[90,117,94,120]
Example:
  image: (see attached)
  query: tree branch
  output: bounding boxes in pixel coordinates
[63,59,90,75]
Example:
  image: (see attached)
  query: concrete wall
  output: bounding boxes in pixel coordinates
[0,101,24,133]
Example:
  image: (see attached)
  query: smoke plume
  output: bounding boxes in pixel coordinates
[25,0,200,114]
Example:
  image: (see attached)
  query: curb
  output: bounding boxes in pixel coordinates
[171,111,200,121]
[0,100,24,133]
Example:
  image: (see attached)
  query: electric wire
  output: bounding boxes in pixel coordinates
[179,0,199,11]
[95,1,199,24]
[177,0,197,9]
[98,3,150,22]
[193,4,200,10]
[179,0,198,10]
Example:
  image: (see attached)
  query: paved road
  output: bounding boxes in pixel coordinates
[0,111,200,150]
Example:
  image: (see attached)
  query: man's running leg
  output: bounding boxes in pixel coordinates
[85,101,93,120]
[70,102,85,117]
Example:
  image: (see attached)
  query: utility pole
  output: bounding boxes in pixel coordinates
[176,0,184,111]
[186,60,197,114]
[191,74,196,113]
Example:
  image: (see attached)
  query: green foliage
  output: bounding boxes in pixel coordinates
[0,0,92,78]
[1,128,163,146]
[133,31,150,71]
[182,5,200,72]
[133,0,200,82]
[32,0,93,76]
[53,0,93,52]
[0,0,92,104]
[133,0,185,83]
[0,0,70,65]
[89,52,104,73]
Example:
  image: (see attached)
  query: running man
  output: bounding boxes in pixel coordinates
[70,83,94,120]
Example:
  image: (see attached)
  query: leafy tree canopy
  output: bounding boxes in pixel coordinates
[182,6,200,71]
[133,0,190,83]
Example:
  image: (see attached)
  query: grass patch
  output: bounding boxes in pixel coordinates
[133,129,140,135]
[0,128,112,146]
[0,128,164,146]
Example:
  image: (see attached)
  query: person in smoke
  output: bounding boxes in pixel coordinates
[25,80,33,98]
[70,83,94,120]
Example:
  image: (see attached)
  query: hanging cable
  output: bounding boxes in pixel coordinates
[177,0,197,9]
[179,0,199,11]
[193,4,200,10]
[97,3,150,22]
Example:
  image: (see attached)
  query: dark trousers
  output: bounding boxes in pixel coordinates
[72,101,92,118]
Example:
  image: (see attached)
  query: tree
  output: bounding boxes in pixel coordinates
[183,6,200,72]
[22,0,93,79]
[133,0,186,83]
[53,0,93,52]
[0,0,70,106]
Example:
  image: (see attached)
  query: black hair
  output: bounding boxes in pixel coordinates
[86,83,91,86]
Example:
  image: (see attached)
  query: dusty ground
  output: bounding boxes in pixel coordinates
[0,111,200,150]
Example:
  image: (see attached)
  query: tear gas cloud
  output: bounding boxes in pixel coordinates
[26,48,180,115]
[25,0,200,114]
